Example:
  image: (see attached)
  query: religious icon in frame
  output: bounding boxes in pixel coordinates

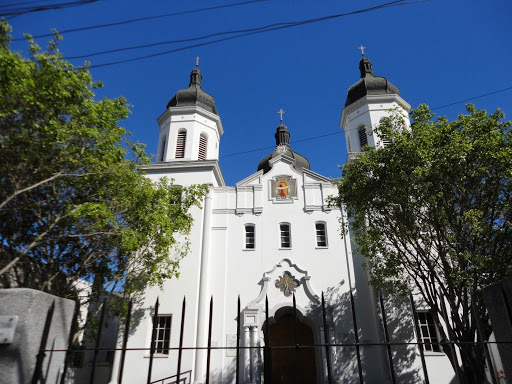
[270,176,297,201]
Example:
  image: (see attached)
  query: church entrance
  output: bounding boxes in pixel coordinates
[265,310,317,384]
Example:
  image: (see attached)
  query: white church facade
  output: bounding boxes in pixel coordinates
[107,56,456,384]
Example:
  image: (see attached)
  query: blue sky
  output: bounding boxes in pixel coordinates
[7,0,512,186]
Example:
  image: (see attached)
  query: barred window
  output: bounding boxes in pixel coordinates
[315,222,327,247]
[417,312,441,352]
[153,315,172,355]
[280,223,291,248]
[175,130,186,158]
[245,224,255,249]
[199,134,207,160]
[358,125,368,149]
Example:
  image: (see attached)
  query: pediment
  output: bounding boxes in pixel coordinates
[235,170,263,187]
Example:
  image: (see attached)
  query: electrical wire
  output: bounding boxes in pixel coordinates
[0,0,98,17]
[430,86,512,110]
[12,0,267,41]
[85,0,411,69]
[220,85,512,158]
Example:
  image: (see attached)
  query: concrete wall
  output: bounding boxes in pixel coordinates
[0,288,75,384]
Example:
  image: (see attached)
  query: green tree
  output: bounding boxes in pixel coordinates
[331,104,512,383]
[0,22,208,301]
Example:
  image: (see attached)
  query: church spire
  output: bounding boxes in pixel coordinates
[275,109,290,148]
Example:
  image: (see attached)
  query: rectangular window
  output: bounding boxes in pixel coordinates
[315,222,327,247]
[245,225,255,249]
[417,312,441,352]
[280,224,291,248]
[153,315,172,354]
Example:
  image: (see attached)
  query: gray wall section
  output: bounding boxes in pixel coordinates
[483,278,512,384]
[0,288,75,384]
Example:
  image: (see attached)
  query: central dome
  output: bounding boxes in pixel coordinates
[257,121,310,174]
[345,56,400,107]
[167,66,218,115]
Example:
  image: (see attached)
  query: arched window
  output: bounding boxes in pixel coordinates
[315,222,327,247]
[175,130,186,159]
[198,134,207,160]
[358,125,368,149]
[279,223,291,249]
[159,135,167,162]
[245,224,255,249]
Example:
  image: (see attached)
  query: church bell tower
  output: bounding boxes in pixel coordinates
[340,50,411,161]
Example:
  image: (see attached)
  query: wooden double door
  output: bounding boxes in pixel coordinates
[266,313,317,384]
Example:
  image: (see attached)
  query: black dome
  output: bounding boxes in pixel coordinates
[345,56,400,107]
[167,67,218,115]
[257,122,310,174]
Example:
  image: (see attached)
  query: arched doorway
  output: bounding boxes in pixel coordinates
[264,309,317,384]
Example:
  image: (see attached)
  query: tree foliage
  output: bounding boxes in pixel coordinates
[0,22,208,299]
[331,104,512,383]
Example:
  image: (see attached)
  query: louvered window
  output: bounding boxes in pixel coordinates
[175,131,186,158]
[381,137,391,148]
[159,136,166,162]
[358,126,368,149]
[199,134,207,160]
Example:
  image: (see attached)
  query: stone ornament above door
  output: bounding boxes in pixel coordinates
[247,259,320,310]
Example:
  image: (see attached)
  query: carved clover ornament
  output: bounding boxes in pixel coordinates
[275,271,300,297]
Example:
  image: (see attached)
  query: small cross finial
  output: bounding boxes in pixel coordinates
[195,56,200,67]
[357,45,366,56]
[277,108,286,122]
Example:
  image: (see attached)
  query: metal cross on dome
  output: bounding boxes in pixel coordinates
[277,108,286,123]
[358,45,366,56]
[195,56,200,67]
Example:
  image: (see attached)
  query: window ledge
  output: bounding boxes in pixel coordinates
[279,247,292,250]
[315,246,329,249]
[144,354,169,359]
[243,248,256,251]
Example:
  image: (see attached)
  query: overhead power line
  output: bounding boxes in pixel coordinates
[85,0,415,69]
[430,86,512,110]
[12,0,267,41]
[220,85,512,158]
[0,0,98,17]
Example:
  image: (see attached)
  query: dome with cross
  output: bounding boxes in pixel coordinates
[257,112,310,174]
[345,54,400,107]
[166,63,218,115]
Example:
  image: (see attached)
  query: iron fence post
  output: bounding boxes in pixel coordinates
[379,291,396,384]
[408,291,430,384]
[205,296,213,384]
[32,300,55,384]
[90,298,107,384]
[293,293,300,384]
[147,297,159,384]
[470,289,498,384]
[118,299,132,384]
[438,290,461,384]
[321,292,333,384]
[60,299,79,384]
[349,289,364,384]
[236,295,240,384]
[176,297,186,384]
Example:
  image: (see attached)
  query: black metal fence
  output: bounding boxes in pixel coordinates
[35,288,512,384]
